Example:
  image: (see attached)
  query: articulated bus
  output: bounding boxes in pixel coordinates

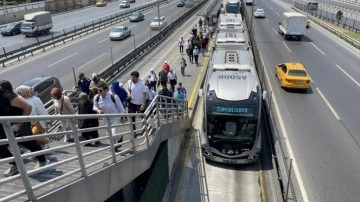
[215,31,248,50]
[218,13,243,32]
[200,48,266,164]
[225,0,241,14]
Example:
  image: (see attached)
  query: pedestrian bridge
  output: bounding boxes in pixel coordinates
[0,93,190,202]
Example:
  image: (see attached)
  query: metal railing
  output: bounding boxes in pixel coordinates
[0,95,189,201]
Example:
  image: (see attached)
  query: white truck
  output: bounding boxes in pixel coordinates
[279,12,307,41]
[21,11,53,37]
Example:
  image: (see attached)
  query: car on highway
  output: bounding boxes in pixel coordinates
[275,63,311,90]
[129,0,136,3]
[119,0,130,8]
[1,22,22,36]
[254,9,265,18]
[15,76,63,104]
[150,16,167,29]
[109,26,131,40]
[177,0,185,7]
[95,0,107,7]
[129,11,144,22]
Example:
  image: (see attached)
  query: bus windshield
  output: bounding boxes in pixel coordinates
[207,114,258,141]
[226,2,240,13]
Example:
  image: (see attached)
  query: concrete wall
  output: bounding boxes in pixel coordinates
[0,7,45,24]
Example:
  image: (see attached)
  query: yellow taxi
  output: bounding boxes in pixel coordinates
[95,0,107,7]
[275,62,311,90]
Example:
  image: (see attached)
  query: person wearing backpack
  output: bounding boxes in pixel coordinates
[158,69,168,88]
[93,83,126,152]
[173,87,185,113]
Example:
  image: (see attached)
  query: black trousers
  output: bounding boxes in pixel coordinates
[179,45,184,53]
[0,124,46,164]
[150,81,157,91]
[128,102,142,131]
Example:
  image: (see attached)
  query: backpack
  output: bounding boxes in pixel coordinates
[176,92,184,100]
[95,93,117,106]
[159,70,168,82]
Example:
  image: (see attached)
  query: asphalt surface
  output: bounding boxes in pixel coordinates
[248,0,360,201]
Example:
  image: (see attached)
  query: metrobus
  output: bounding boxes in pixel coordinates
[215,31,248,50]
[200,49,266,164]
[218,13,244,32]
[226,0,241,14]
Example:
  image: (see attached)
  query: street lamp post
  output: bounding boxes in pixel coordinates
[157,0,161,32]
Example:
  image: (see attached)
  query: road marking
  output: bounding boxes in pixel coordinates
[316,87,340,120]
[266,19,270,24]
[261,50,310,202]
[48,52,78,67]
[336,64,360,87]
[79,53,105,69]
[282,42,292,53]
[272,28,278,35]
[310,42,325,55]
[98,38,109,43]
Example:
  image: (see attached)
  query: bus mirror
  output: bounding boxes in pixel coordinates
[262,91,268,100]
[198,89,203,97]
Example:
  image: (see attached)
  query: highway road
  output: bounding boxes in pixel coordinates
[0,0,186,90]
[0,0,154,50]
[247,0,360,201]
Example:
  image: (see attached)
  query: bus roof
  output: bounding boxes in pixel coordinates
[210,50,255,72]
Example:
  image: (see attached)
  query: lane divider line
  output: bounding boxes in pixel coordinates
[48,52,79,67]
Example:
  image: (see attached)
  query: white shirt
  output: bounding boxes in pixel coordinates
[26,96,49,128]
[93,92,125,114]
[167,71,177,80]
[148,89,156,101]
[127,79,148,105]
[193,48,200,55]
[149,71,157,82]
[179,38,184,46]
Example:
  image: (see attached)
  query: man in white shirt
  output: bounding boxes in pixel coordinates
[179,36,185,54]
[167,69,177,92]
[127,71,148,135]
[148,68,158,91]
[93,83,126,152]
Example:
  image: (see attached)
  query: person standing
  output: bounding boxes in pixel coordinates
[127,71,149,135]
[16,85,50,149]
[78,92,100,146]
[180,57,187,76]
[178,82,187,99]
[0,81,50,177]
[193,46,200,66]
[157,85,174,118]
[51,87,76,142]
[75,72,91,94]
[158,68,168,88]
[148,68,158,91]
[179,36,185,54]
[167,69,177,92]
[187,43,194,63]
[173,87,185,112]
[93,83,126,152]
[89,73,106,94]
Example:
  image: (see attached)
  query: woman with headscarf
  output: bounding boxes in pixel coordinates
[89,73,106,94]
[78,91,100,146]
[51,87,76,142]
[111,80,127,107]
[16,85,50,148]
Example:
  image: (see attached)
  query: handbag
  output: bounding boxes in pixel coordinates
[31,121,49,146]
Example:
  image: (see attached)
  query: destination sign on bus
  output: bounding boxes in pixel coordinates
[212,106,253,114]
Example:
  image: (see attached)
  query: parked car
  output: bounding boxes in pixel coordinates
[95,0,107,7]
[254,9,265,18]
[15,76,63,104]
[119,0,130,8]
[129,11,144,22]
[109,26,131,40]
[1,22,22,36]
[129,0,136,3]
[150,16,167,29]
[177,0,185,7]
[275,63,311,90]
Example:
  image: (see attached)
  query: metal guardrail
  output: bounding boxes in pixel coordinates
[0,0,169,67]
[98,0,208,83]
[0,95,189,201]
